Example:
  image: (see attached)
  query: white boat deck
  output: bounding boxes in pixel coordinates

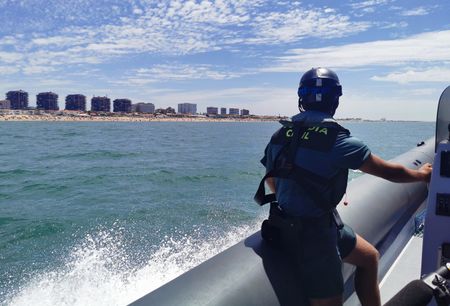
[375,235,422,304]
[345,236,423,305]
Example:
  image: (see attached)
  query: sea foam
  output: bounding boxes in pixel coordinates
[5,219,263,306]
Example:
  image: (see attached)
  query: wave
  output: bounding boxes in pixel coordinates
[20,183,69,194]
[4,219,264,306]
[0,169,40,179]
[0,217,27,227]
[47,151,139,160]
[3,221,65,245]
[60,132,84,137]
[180,174,229,182]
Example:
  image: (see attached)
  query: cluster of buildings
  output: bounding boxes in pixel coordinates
[0,90,250,116]
[0,91,154,113]
[178,103,249,116]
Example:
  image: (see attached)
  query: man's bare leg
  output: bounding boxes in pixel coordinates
[309,295,343,306]
[343,234,381,306]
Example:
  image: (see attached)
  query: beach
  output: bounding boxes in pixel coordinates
[0,114,281,122]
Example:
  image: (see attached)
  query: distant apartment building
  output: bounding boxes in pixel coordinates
[240,109,250,116]
[6,90,28,109]
[113,99,132,113]
[220,107,227,115]
[91,96,111,112]
[37,92,59,110]
[65,94,86,111]
[0,100,11,109]
[178,103,197,114]
[135,102,155,113]
[229,108,239,115]
[206,107,218,115]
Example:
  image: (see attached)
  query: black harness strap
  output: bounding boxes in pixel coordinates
[332,208,344,229]
[254,123,300,206]
[254,163,335,207]
[286,123,302,169]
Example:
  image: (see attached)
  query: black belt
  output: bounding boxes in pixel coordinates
[268,202,333,229]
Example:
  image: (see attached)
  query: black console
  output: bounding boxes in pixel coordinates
[440,151,450,177]
[437,193,450,217]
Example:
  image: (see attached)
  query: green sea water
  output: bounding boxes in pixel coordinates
[0,121,434,305]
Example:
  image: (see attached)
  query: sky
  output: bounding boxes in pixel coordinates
[0,0,449,120]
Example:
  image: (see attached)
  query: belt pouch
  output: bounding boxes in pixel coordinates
[261,219,282,249]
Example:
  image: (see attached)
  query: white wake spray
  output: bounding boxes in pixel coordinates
[5,219,264,306]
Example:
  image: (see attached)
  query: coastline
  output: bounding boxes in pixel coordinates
[0,114,431,123]
[0,114,281,122]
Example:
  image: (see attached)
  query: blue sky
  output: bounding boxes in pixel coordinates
[0,0,449,120]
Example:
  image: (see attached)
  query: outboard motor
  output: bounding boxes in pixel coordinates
[420,86,450,305]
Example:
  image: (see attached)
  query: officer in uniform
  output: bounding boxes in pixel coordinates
[256,67,432,306]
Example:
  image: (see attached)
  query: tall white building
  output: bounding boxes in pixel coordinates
[178,103,197,114]
[229,108,239,115]
[240,109,249,116]
[136,103,155,113]
[206,107,218,115]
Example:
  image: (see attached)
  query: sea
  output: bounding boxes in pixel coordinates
[0,120,434,306]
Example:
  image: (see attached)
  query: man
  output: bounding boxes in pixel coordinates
[256,67,432,306]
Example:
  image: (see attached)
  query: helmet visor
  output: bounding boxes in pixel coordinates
[298,78,342,100]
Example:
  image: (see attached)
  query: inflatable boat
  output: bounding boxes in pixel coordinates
[129,87,450,306]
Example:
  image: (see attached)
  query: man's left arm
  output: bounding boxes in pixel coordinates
[266,177,276,193]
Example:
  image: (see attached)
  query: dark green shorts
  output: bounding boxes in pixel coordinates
[338,224,357,258]
[289,223,357,299]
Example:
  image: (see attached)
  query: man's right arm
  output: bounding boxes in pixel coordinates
[359,153,432,183]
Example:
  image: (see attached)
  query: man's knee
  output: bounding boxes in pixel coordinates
[366,245,380,265]
[359,244,379,270]
[344,235,379,268]
[309,295,343,306]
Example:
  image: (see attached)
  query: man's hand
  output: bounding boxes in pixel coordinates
[359,154,433,183]
[418,163,433,183]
